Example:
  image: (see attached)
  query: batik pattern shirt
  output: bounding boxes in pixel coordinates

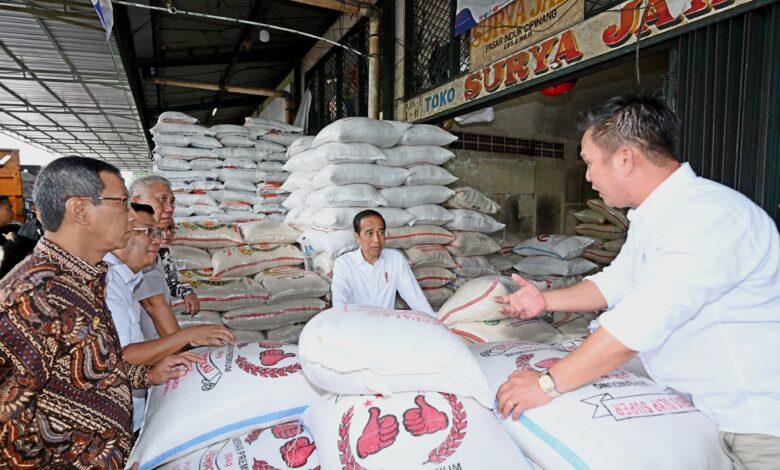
[0,238,151,469]
[159,246,193,300]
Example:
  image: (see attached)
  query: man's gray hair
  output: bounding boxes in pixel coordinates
[130,175,171,197]
[33,156,122,232]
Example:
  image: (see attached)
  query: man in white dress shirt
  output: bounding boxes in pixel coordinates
[493,95,780,469]
[331,210,434,315]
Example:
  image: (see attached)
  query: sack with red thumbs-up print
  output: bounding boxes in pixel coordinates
[301,391,533,470]
[157,420,319,470]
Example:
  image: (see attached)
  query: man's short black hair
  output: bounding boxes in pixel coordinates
[353,209,385,233]
[130,203,155,217]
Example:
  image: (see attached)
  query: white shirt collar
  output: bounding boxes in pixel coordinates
[628,162,697,224]
[104,252,144,288]
[347,247,386,267]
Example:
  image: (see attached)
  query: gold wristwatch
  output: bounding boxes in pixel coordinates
[538,369,560,398]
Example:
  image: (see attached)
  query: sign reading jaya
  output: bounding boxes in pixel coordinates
[406,0,752,122]
[469,0,584,68]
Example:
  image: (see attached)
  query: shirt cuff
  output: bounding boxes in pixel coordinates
[598,307,653,352]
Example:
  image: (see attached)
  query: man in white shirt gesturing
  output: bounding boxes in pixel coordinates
[331,209,434,315]
[493,94,780,469]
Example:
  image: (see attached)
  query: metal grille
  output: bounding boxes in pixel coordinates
[451,132,564,159]
[405,0,470,97]
[306,19,370,134]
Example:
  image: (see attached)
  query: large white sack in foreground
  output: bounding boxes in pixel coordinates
[128,342,322,470]
[311,117,411,148]
[437,276,517,326]
[470,341,730,470]
[302,391,533,470]
[158,421,319,470]
[298,305,494,407]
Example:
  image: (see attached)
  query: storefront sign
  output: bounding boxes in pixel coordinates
[469,0,584,68]
[407,0,753,122]
[456,0,515,35]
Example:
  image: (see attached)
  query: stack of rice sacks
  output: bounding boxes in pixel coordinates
[168,220,330,343]
[282,117,489,310]
[574,198,629,265]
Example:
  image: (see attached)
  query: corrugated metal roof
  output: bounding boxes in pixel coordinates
[0,2,150,171]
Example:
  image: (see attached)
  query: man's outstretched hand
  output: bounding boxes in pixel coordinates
[493,274,547,319]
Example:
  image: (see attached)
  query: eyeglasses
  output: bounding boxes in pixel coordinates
[163,226,177,234]
[131,227,165,240]
[63,196,130,209]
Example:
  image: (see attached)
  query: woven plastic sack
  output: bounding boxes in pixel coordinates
[288,135,315,157]
[231,329,267,341]
[488,254,515,273]
[212,190,260,205]
[221,158,257,170]
[158,111,198,124]
[587,198,629,230]
[311,163,409,189]
[188,134,222,149]
[256,162,285,173]
[223,298,326,331]
[575,223,627,240]
[574,208,606,224]
[188,180,223,193]
[218,168,267,183]
[189,158,224,170]
[454,255,499,278]
[173,206,194,218]
[173,311,223,329]
[413,267,456,288]
[313,252,334,281]
[173,222,243,248]
[380,185,454,208]
[260,132,300,147]
[255,140,288,153]
[471,341,730,470]
[302,391,532,470]
[514,256,598,277]
[284,142,386,172]
[311,206,414,230]
[437,276,517,326]
[446,231,501,256]
[452,318,563,345]
[604,237,626,252]
[256,181,286,195]
[280,171,316,192]
[128,342,322,469]
[155,145,219,160]
[298,229,357,258]
[512,234,595,260]
[306,184,387,208]
[423,286,455,308]
[406,204,453,226]
[445,209,505,233]
[212,124,249,137]
[216,212,263,224]
[378,146,455,167]
[239,220,300,244]
[404,244,456,269]
[218,147,259,160]
[212,244,303,279]
[267,322,307,343]
[405,165,458,186]
[153,134,191,147]
[252,203,287,214]
[398,123,458,146]
[220,135,255,148]
[543,311,598,339]
[311,117,410,149]
[220,180,256,194]
[444,187,500,214]
[169,245,213,271]
[154,157,192,171]
[246,117,304,133]
[384,225,455,249]
[527,275,582,291]
[298,305,493,407]
[254,266,330,303]
[582,247,619,265]
[173,277,269,313]
[263,172,290,183]
[157,421,319,470]
[151,123,215,136]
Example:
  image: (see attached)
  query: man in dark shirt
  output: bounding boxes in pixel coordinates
[0,156,195,468]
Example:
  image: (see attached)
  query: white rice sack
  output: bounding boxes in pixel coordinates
[151,123,215,136]
[312,252,334,280]
[171,181,190,193]
[157,421,319,470]
[302,391,532,470]
[169,245,213,271]
[398,123,458,146]
[212,124,249,137]
[212,244,303,278]
[306,184,387,208]
[256,193,287,207]
[256,182,287,195]
[221,158,257,170]
[220,135,255,148]
[263,172,290,183]
[218,168,267,183]
[437,276,517,326]
[280,171,315,192]
[311,207,414,230]
[452,318,563,345]
[217,147,257,160]
[154,157,192,171]
[413,267,456,288]
[222,180,257,194]
[311,163,409,189]
[218,201,254,213]
[189,158,223,170]
[173,206,194,218]
[173,277,270,312]
[423,286,455,308]
[223,298,327,331]
[379,145,454,167]
[380,185,454,208]
[404,244,456,269]
[283,188,312,210]
[444,187,500,214]
[153,134,191,147]
[311,117,411,149]
[471,341,730,470]
[259,132,299,147]
[267,322,307,343]
[190,204,223,216]
[445,209,505,233]
[246,117,304,133]
[287,135,315,156]
[454,255,499,278]
[178,269,217,283]
[187,180,223,193]
[488,253,515,273]
[176,193,218,207]
[544,311,598,339]
[188,134,223,149]
[285,143,386,172]
[232,329,267,341]
[264,152,289,163]
[407,204,453,226]
[255,140,288,153]
[255,266,330,303]
[173,222,243,248]
[405,165,458,186]
[173,310,223,329]
[298,305,493,406]
[128,342,322,469]
[446,231,502,256]
[211,190,261,205]
[240,220,300,244]
[492,232,523,255]
[384,225,456,249]
[216,212,263,224]
[298,229,357,258]
[174,215,218,224]
[154,169,219,181]
[514,256,598,277]
[513,234,595,260]
[155,145,219,160]
[158,111,198,124]
[256,162,285,173]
